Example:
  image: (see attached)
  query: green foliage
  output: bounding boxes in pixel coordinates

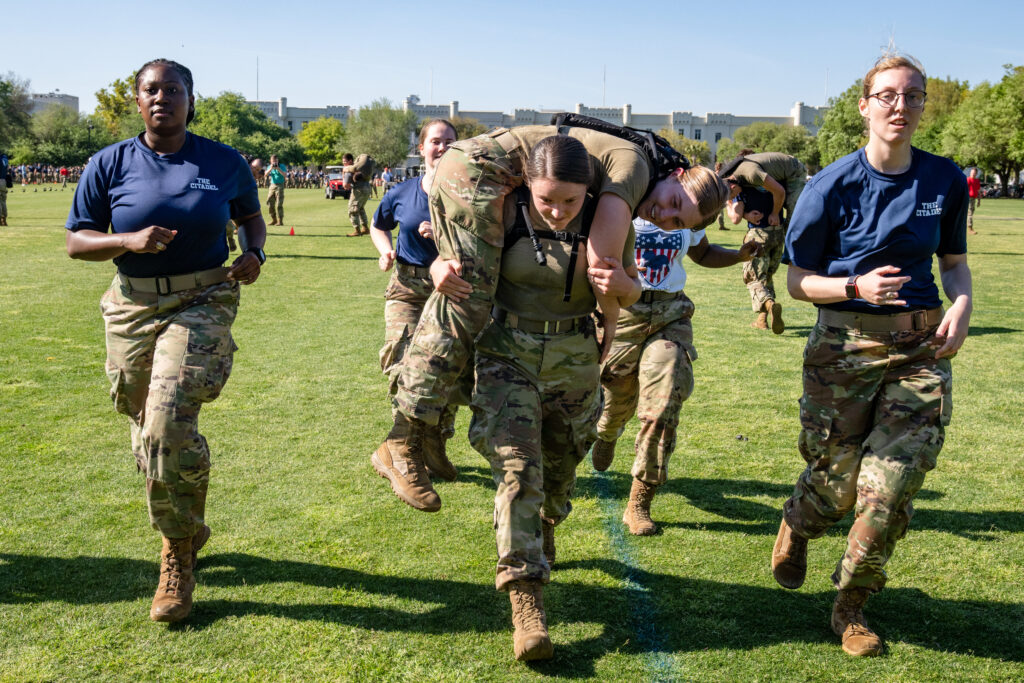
[1,190,1023,681]
[28,105,105,165]
[816,80,865,166]
[0,72,32,149]
[94,73,143,140]
[912,76,969,155]
[942,66,1024,193]
[657,128,711,166]
[344,98,418,169]
[190,92,304,163]
[450,115,487,140]
[297,116,346,166]
[714,122,820,170]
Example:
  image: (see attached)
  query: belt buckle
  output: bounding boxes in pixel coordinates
[911,309,927,331]
[155,276,172,295]
[543,320,555,334]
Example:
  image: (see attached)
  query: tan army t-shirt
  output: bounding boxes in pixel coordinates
[730,152,803,189]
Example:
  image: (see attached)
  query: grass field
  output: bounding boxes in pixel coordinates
[1,185,1022,681]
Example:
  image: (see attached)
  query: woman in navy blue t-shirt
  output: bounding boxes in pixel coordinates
[65,59,266,625]
[772,54,973,657]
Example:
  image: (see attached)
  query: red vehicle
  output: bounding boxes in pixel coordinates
[324,165,350,199]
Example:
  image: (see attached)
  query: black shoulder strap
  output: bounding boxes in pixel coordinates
[718,153,765,182]
[549,112,691,205]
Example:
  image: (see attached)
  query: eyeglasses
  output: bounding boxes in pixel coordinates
[868,90,927,109]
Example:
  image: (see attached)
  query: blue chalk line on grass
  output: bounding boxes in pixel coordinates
[591,465,677,682]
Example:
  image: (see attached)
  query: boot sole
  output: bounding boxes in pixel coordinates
[622,513,657,536]
[768,302,784,334]
[371,452,441,512]
[514,637,554,661]
[150,602,193,623]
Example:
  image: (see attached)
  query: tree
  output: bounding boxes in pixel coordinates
[942,66,1024,194]
[0,72,32,150]
[450,115,487,140]
[657,128,711,166]
[912,76,969,155]
[297,116,345,166]
[816,81,866,166]
[28,105,102,165]
[345,99,418,169]
[717,121,820,170]
[94,74,143,139]
[190,91,304,163]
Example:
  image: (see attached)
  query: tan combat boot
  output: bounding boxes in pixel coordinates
[751,310,769,330]
[372,412,441,512]
[542,520,555,566]
[622,478,657,536]
[771,518,807,589]
[831,588,883,656]
[591,438,616,472]
[766,299,785,334]
[150,536,195,623]
[422,423,458,482]
[509,580,553,661]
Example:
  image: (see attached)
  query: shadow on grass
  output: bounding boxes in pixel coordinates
[577,473,1023,541]
[968,326,1021,336]
[269,254,377,261]
[1,551,1020,673]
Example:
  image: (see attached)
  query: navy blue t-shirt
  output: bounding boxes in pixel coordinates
[66,133,259,278]
[737,187,775,229]
[786,147,967,313]
[372,177,438,268]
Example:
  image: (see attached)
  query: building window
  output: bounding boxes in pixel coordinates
[678,128,686,136]
[288,121,293,130]
[715,132,722,142]
[694,129,701,140]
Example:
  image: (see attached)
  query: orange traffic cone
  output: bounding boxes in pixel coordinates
[289,227,295,236]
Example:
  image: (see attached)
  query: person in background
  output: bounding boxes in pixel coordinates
[264,154,286,225]
[966,167,981,235]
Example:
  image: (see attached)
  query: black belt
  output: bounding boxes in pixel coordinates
[118,267,230,295]
[397,263,432,279]
[817,307,943,333]
[492,306,585,335]
[639,290,679,304]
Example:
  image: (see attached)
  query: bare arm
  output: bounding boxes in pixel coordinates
[762,175,786,226]
[687,235,760,268]
[370,224,396,271]
[787,263,912,306]
[934,252,972,358]
[66,226,177,261]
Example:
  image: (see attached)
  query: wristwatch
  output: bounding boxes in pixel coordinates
[246,247,267,265]
[845,274,860,299]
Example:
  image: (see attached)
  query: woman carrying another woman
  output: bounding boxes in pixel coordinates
[722,151,807,332]
[372,121,730,515]
[772,53,972,656]
[65,59,266,624]
[370,119,461,482]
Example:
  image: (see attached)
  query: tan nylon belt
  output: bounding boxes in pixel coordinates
[492,306,585,335]
[817,307,943,333]
[119,267,230,295]
[639,290,679,303]
[397,263,432,279]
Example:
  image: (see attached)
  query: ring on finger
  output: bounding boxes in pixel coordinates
[155,242,166,251]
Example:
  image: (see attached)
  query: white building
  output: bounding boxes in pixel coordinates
[248,95,827,158]
[30,92,79,115]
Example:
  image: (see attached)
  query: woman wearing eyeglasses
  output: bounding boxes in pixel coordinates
[771,53,972,657]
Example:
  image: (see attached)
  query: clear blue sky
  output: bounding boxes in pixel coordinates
[8,0,1024,118]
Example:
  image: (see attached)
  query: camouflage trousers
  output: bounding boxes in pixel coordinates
[379,267,466,438]
[267,183,284,224]
[967,197,977,229]
[742,227,786,311]
[469,317,601,590]
[597,292,697,486]
[101,276,239,539]
[395,132,523,426]
[783,314,952,592]
[348,185,371,231]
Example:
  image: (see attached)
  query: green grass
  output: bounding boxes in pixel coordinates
[1,186,1022,681]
